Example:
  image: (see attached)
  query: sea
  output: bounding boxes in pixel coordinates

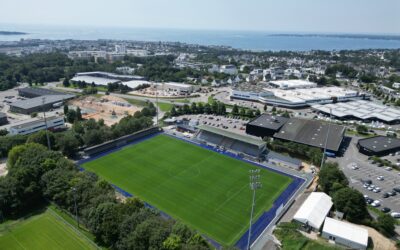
[1,23,400,51]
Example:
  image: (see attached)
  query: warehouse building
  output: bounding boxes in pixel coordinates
[357,136,400,156]
[9,116,65,135]
[17,88,66,98]
[71,71,145,87]
[157,82,200,95]
[312,100,400,124]
[231,85,367,108]
[246,114,289,137]
[293,192,333,231]
[268,79,317,89]
[322,217,368,250]
[274,118,345,153]
[9,94,75,114]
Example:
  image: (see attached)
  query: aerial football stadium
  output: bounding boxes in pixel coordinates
[80,129,304,248]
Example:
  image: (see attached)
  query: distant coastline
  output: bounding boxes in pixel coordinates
[269,33,400,41]
[0,31,27,35]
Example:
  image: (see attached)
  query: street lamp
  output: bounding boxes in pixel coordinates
[247,169,262,250]
[320,108,332,170]
[41,97,51,150]
[72,187,79,228]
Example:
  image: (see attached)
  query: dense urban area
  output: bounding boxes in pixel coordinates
[1,38,400,250]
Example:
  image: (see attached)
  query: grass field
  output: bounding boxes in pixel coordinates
[82,134,292,246]
[0,208,97,250]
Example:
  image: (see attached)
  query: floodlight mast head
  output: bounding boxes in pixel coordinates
[247,169,262,249]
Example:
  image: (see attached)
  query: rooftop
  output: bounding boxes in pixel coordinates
[197,124,266,147]
[312,100,400,123]
[323,217,368,247]
[10,116,62,130]
[10,94,75,109]
[18,87,65,96]
[274,118,345,152]
[358,136,400,152]
[248,114,289,131]
[293,192,333,229]
[269,79,317,89]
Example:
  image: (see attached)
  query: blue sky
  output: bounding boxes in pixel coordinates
[1,0,399,34]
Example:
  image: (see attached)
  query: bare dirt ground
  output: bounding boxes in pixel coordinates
[359,225,397,250]
[70,95,142,126]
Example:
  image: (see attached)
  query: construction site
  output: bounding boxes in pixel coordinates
[70,95,142,126]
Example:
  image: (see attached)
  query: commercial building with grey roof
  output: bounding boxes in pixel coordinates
[357,136,400,156]
[246,114,289,137]
[312,100,400,124]
[17,87,66,98]
[274,118,345,152]
[9,94,75,114]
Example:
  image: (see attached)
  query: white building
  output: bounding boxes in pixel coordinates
[157,82,199,95]
[127,49,149,57]
[269,80,317,89]
[220,65,238,75]
[392,82,400,89]
[115,44,127,54]
[9,116,65,135]
[293,192,333,230]
[322,217,368,250]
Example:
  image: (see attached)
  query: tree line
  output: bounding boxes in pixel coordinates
[0,142,211,249]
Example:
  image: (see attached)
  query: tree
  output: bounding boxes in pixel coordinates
[163,235,182,250]
[27,130,55,149]
[255,109,261,116]
[63,78,70,87]
[271,106,277,112]
[376,214,396,237]
[239,107,246,116]
[76,107,83,121]
[197,103,204,114]
[66,109,77,123]
[232,104,239,116]
[332,187,369,223]
[183,104,191,114]
[246,109,254,118]
[204,104,211,114]
[191,102,198,114]
[263,104,267,111]
[282,111,290,118]
[63,104,69,115]
[356,125,368,134]
[318,162,348,194]
[170,106,177,117]
[211,101,218,114]
[55,131,81,157]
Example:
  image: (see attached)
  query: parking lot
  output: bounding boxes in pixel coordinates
[334,137,400,214]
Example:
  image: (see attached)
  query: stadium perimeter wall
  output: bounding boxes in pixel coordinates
[83,126,161,156]
[78,132,305,250]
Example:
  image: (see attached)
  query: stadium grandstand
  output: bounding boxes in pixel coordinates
[196,125,267,158]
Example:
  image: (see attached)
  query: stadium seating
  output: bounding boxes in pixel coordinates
[197,130,262,157]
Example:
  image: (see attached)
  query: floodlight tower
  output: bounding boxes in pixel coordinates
[41,97,51,150]
[247,169,262,250]
[320,108,332,169]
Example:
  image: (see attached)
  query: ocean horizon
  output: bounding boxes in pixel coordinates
[1,23,400,51]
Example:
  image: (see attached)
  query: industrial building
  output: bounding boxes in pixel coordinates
[322,217,368,250]
[274,118,345,153]
[0,112,8,126]
[293,192,333,231]
[231,84,368,108]
[9,116,65,135]
[17,88,66,98]
[312,100,400,124]
[71,71,145,87]
[357,136,400,156]
[156,82,200,95]
[9,94,75,114]
[246,114,289,137]
[268,79,317,89]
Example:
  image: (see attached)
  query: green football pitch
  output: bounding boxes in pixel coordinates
[83,134,292,246]
[0,209,97,250]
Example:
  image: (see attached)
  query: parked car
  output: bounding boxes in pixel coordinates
[377,176,384,181]
[382,193,390,198]
[385,167,393,171]
[381,207,391,213]
[388,191,396,196]
[393,187,400,193]
[390,212,400,218]
[371,200,381,207]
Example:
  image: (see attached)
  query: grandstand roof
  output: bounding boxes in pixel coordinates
[197,125,266,147]
[274,118,345,152]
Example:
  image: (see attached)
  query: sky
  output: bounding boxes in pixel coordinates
[1,0,400,34]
